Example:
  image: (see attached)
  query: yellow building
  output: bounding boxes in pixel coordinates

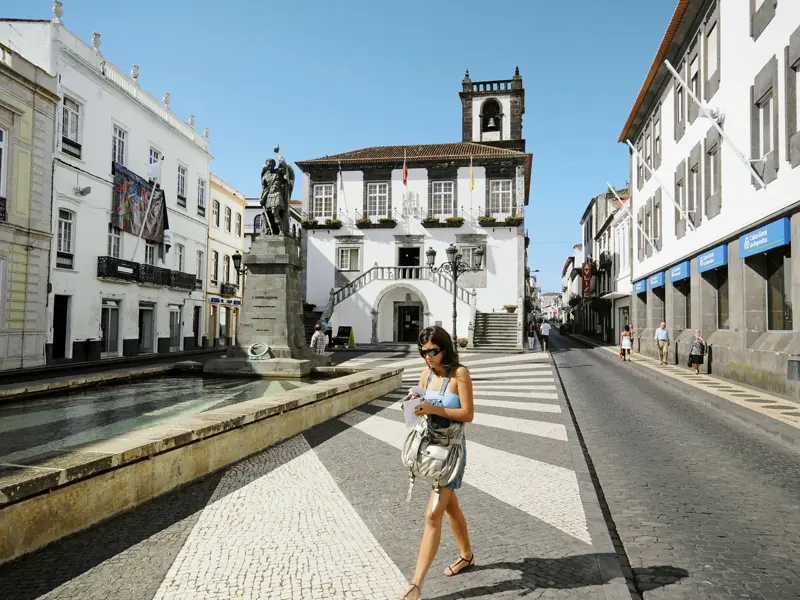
[206,174,246,346]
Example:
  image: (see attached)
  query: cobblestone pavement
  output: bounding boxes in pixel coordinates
[549,331,800,599]
[0,351,645,600]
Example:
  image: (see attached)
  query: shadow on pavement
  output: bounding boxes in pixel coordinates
[425,554,688,599]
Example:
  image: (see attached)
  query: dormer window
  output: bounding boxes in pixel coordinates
[480,99,502,133]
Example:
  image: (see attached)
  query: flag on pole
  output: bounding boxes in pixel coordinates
[402,151,408,186]
[338,161,344,191]
[469,156,474,192]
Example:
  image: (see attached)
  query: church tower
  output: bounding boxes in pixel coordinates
[460,67,525,152]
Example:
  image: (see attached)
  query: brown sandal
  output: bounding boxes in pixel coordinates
[444,554,476,577]
[400,583,421,599]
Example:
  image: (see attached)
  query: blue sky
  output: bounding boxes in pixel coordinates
[7,0,674,293]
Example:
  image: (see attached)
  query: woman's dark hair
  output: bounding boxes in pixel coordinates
[624,324,630,332]
[418,325,459,366]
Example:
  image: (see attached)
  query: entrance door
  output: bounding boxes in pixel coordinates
[138,305,155,353]
[219,307,228,346]
[193,306,202,346]
[101,301,120,357]
[52,295,69,359]
[397,305,421,343]
[398,248,421,279]
[169,307,182,351]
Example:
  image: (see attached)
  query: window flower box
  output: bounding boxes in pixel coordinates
[504,216,524,226]
[478,216,497,227]
[421,217,444,228]
[323,219,343,229]
[301,219,319,229]
[375,218,397,229]
[445,217,465,228]
[503,304,518,313]
[355,218,373,229]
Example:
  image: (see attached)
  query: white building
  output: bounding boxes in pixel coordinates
[296,69,532,347]
[0,42,59,370]
[0,12,211,361]
[206,174,245,347]
[619,0,800,396]
[608,198,633,337]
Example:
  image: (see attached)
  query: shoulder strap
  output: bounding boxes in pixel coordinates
[425,369,434,388]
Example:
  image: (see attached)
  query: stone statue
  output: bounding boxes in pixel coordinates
[260,145,295,236]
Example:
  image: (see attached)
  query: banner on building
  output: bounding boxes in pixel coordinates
[581,261,592,298]
[112,163,167,244]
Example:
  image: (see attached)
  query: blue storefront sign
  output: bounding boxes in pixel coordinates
[633,280,646,294]
[697,244,728,273]
[739,217,791,258]
[210,297,221,303]
[648,272,665,289]
[669,261,690,283]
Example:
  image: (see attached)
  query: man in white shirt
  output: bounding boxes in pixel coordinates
[540,320,551,352]
[654,322,670,364]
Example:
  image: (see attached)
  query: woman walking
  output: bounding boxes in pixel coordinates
[620,324,633,361]
[401,326,475,600]
[526,320,537,351]
[689,329,706,374]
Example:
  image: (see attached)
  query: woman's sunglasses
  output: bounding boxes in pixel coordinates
[419,347,443,358]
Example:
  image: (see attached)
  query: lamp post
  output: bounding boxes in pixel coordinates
[426,244,484,343]
[232,251,248,339]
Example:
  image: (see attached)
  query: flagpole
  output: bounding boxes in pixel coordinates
[130,156,164,262]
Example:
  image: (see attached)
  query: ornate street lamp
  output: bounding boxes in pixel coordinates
[232,251,248,277]
[426,243,484,342]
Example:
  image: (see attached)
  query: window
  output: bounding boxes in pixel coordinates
[337,247,359,271]
[645,131,652,168]
[430,181,454,219]
[175,243,185,272]
[707,22,718,77]
[197,178,206,216]
[636,137,644,187]
[796,66,800,136]
[101,300,120,356]
[224,206,232,232]
[751,0,777,41]
[212,200,220,227]
[688,165,699,223]
[751,57,779,185]
[674,279,691,330]
[313,184,334,219]
[211,250,219,283]
[61,97,81,158]
[460,246,485,270]
[758,92,773,157]
[112,125,126,166]
[489,179,512,218]
[57,209,75,268]
[714,268,729,329]
[177,165,187,207]
[145,242,156,266]
[366,182,390,219]
[149,147,161,164]
[223,255,230,283]
[254,214,262,233]
[766,247,792,331]
[0,127,7,203]
[107,223,121,258]
[196,250,204,289]
[708,145,720,196]
[653,194,662,246]
[654,117,661,164]
[235,213,242,236]
[690,57,700,106]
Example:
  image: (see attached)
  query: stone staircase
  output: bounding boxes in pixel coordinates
[473,312,521,351]
[303,310,323,344]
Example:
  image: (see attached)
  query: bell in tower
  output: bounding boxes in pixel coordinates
[459,67,526,152]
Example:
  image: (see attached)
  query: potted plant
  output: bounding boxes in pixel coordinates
[301,219,318,229]
[456,337,468,348]
[421,216,442,228]
[324,218,343,229]
[355,217,373,229]
[377,217,397,228]
[503,304,518,313]
[445,216,465,228]
[505,216,524,226]
[478,216,497,226]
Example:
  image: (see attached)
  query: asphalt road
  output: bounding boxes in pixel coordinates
[549,330,800,599]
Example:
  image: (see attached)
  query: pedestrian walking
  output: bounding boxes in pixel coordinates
[401,326,475,600]
[689,329,706,374]
[539,320,551,352]
[620,324,632,361]
[595,322,603,341]
[526,321,537,351]
[310,323,327,356]
[654,322,670,364]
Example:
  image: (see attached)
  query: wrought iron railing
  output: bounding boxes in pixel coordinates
[220,282,238,296]
[169,270,196,291]
[138,263,170,286]
[331,265,476,307]
[97,256,138,282]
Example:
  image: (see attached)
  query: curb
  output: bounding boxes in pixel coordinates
[567,334,800,450]
[548,352,634,600]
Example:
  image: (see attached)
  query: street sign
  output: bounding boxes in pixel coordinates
[581,262,592,298]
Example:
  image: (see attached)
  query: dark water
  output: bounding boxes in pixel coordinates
[0,376,313,464]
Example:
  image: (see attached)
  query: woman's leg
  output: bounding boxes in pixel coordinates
[405,488,454,596]
[444,491,474,574]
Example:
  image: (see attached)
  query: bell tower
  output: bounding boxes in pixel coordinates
[460,67,525,152]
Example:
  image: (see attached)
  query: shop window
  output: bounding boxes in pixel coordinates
[766,247,792,330]
[674,278,691,330]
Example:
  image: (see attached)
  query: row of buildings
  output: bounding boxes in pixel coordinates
[560,0,800,399]
[0,9,263,370]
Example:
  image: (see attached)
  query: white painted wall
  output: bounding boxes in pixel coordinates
[2,22,212,356]
[630,1,800,281]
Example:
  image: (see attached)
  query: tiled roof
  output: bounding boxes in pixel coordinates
[296,142,528,166]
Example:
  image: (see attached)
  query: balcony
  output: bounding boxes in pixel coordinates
[220,282,238,296]
[97,256,138,282]
[599,251,612,271]
[169,270,196,291]
[139,263,170,286]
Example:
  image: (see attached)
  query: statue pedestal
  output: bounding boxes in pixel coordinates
[204,235,329,378]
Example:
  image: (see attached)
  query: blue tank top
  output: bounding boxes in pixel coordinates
[424,366,461,428]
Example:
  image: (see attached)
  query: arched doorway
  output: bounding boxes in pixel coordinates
[374,284,430,343]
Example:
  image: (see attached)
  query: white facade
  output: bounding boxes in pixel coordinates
[206,174,246,347]
[299,162,528,345]
[0,18,212,360]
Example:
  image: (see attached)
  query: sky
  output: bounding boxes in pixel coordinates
[6,0,676,293]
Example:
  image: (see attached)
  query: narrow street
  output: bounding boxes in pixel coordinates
[549,329,800,599]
